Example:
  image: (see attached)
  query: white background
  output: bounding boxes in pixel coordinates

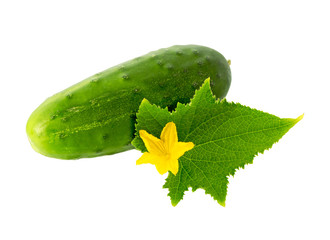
[1,1,329,239]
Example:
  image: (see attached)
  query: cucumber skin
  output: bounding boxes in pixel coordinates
[26,45,231,159]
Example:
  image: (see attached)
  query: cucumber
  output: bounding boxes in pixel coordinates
[26,45,231,159]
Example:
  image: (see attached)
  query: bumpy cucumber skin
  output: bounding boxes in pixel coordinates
[27,45,231,159]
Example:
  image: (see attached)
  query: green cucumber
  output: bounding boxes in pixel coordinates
[26,45,231,159]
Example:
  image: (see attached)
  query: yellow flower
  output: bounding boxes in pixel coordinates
[136,122,194,175]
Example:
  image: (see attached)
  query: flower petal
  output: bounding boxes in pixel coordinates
[173,141,195,160]
[155,158,170,175]
[160,122,178,152]
[139,130,166,155]
[168,157,179,175]
[136,152,156,165]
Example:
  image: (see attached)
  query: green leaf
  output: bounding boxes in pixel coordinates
[132,79,303,206]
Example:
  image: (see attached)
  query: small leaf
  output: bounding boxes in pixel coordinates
[132,79,303,206]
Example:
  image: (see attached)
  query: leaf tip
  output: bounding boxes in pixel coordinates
[171,200,179,207]
[219,201,226,207]
[296,113,304,122]
[204,77,211,87]
[141,98,150,105]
